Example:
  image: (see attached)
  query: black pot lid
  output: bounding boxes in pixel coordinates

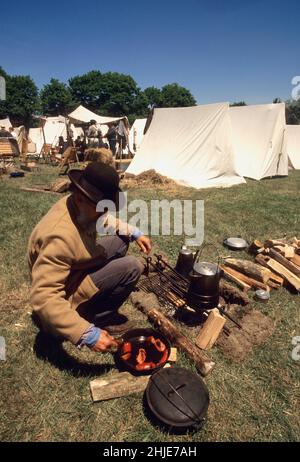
[146,367,209,428]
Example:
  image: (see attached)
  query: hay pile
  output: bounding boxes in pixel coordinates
[121,169,180,189]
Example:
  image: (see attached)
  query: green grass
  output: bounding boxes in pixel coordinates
[0,166,299,442]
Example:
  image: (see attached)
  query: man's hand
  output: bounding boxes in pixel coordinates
[91,330,118,353]
[136,235,152,254]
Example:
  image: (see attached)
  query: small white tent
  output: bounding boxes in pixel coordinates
[28,127,44,154]
[229,103,288,180]
[28,118,67,154]
[284,125,300,170]
[129,118,147,153]
[68,105,125,126]
[127,103,245,189]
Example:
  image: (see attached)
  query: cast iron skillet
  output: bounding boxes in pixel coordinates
[115,328,171,375]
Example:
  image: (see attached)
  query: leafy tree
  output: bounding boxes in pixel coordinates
[286,100,300,124]
[129,91,149,123]
[143,86,162,108]
[99,72,142,116]
[0,71,39,126]
[230,101,247,106]
[69,70,146,117]
[40,78,73,116]
[159,83,196,107]
[68,70,103,110]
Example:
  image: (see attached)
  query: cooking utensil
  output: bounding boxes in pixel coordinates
[145,367,209,432]
[175,245,194,278]
[187,243,223,311]
[115,328,171,375]
[254,289,270,303]
[223,237,249,251]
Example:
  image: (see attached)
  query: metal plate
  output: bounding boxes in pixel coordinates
[223,237,248,250]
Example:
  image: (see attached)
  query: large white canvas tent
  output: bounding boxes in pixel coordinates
[129,118,147,152]
[229,103,288,180]
[284,125,300,169]
[0,117,12,130]
[68,105,125,126]
[127,103,245,189]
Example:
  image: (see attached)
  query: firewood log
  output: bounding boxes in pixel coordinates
[255,255,284,286]
[268,248,300,279]
[291,254,300,268]
[266,260,300,291]
[225,258,272,283]
[220,265,251,291]
[221,265,269,291]
[248,240,264,255]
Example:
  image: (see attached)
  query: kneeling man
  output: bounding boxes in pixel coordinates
[28,162,151,353]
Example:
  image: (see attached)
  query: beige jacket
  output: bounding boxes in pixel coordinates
[28,195,134,344]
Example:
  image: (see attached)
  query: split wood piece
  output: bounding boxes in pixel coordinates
[268,248,300,279]
[267,280,282,290]
[90,371,150,402]
[291,237,300,248]
[225,258,272,283]
[219,279,250,306]
[168,347,177,362]
[131,291,215,376]
[248,239,264,255]
[264,238,288,247]
[21,187,61,196]
[196,308,226,350]
[266,259,300,291]
[269,244,296,259]
[221,265,268,291]
[254,255,284,285]
[291,254,300,268]
[220,265,251,291]
[283,246,296,259]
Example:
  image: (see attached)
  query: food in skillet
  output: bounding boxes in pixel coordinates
[120,336,168,371]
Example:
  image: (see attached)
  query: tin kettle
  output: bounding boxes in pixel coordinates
[187,244,223,311]
[175,245,194,278]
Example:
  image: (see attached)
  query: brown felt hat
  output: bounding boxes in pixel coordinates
[68,162,123,207]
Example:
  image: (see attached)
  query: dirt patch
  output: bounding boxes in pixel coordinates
[217,309,274,362]
[121,169,188,191]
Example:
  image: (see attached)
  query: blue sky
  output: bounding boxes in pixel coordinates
[0,0,299,105]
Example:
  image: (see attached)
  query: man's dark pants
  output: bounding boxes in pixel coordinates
[77,235,143,326]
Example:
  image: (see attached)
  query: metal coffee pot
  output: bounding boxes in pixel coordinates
[187,244,223,311]
[175,245,194,278]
